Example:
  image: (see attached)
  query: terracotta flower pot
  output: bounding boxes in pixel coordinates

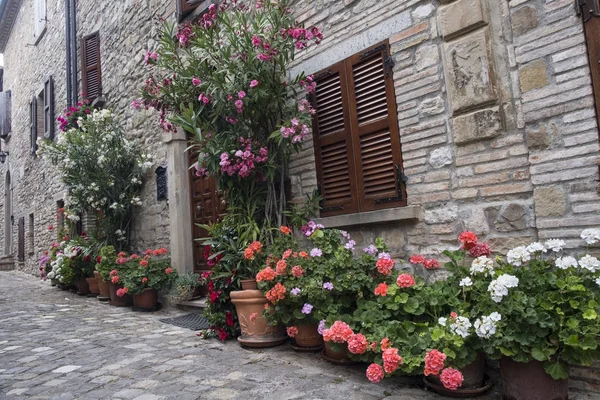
[241,279,258,290]
[424,353,491,397]
[230,289,286,348]
[133,288,159,311]
[86,277,99,295]
[293,323,323,350]
[94,271,110,302]
[322,341,357,365]
[108,281,133,307]
[499,357,568,400]
[76,278,90,295]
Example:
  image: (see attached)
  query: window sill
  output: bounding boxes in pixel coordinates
[315,205,422,229]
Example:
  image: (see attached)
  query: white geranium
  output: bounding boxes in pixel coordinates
[555,256,578,270]
[506,246,531,266]
[545,239,566,252]
[579,255,600,272]
[581,228,600,245]
[450,316,472,339]
[459,277,473,287]
[438,317,448,327]
[526,242,546,254]
[470,256,495,276]
[474,312,502,339]
[488,274,519,303]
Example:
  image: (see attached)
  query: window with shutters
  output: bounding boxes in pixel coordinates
[34,0,47,43]
[177,0,204,22]
[81,32,102,102]
[17,216,24,262]
[28,213,34,256]
[29,77,54,155]
[311,41,406,218]
[0,90,11,139]
[581,5,600,139]
[30,97,38,154]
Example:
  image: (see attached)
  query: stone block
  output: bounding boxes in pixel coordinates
[525,123,563,150]
[487,236,533,254]
[519,59,548,93]
[511,5,537,36]
[443,29,498,114]
[428,147,453,169]
[438,0,488,40]
[452,106,503,144]
[415,44,440,70]
[424,203,458,224]
[485,203,530,232]
[534,186,567,217]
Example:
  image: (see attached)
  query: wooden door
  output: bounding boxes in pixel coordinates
[188,149,226,273]
[583,13,600,138]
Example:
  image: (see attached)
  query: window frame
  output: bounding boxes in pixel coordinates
[310,40,407,218]
[34,0,47,44]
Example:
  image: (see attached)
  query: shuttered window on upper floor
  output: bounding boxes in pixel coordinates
[30,76,55,155]
[0,90,11,139]
[311,41,406,218]
[81,32,102,102]
[582,9,600,140]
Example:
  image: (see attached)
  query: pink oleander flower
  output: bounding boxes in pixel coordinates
[131,99,142,110]
[144,51,158,64]
[397,273,416,288]
[440,368,464,391]
[192,77,202,86]
[424,350,447,376]
[366,363,384,384]
[238,91,246,99]
[250,80,259,88]
[347,333,368,355]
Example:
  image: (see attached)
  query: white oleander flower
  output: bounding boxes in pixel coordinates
[545,239,566,252]
[581,228,600,245]
[526,242,546,254]
[470,256,495,276]
[555,256,578,270]
[450,316,472,339]
[507,246,531,266]
[438,317,447,327]
[579,255,600,272]
[131,177,140,184]
[488,274,519,303]
[474,312,502,339]
[459,277,473,287]
[596,277,600,287]
[131,197,142,206]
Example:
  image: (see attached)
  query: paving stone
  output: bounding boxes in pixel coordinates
[52,365,81,373]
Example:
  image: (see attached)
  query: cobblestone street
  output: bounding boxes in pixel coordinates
[0,271,596,400]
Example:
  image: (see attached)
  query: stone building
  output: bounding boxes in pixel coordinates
[0,0,598,392]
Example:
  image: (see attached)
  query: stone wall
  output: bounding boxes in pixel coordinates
[288,0,599,264]
[0,0,177,275]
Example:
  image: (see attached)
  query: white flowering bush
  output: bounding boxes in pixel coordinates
[38,109,152,249]
[442,228,600,380]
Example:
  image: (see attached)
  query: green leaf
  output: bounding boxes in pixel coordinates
[544,362,569,380]
[499,347,516,357]
[431,327,445,342]
[531,348,547,361]
[583,309,597,320]
[403,298,419,314]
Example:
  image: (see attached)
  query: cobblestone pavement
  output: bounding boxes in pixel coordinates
[0,271,595,400]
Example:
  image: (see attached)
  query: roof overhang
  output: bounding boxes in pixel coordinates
[0,0,22,53]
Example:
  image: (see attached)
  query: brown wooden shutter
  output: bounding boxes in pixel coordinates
[44,76,55,139]
[311,61,360,217]
[30,97,38,154]
[347,42,406,211]
[0,90,11,139]
[81,32,102,101]
[582,13,600,141]
[177,0,203,22]
[17,216,24,262]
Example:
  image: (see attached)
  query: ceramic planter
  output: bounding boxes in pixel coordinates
[230,289,286,348]
[240,279,258,290]
[108,281,133,307]
[133,288,159,311]
[86,277,99,296]
[76,278,90,296]
[424,353,491,397]
[322,341,357,365]
[499,357,568,400]
[94,271,110,302]
[292,323,323,351]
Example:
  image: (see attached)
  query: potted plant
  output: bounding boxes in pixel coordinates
[99,249,134,307]
[95,246,116,302]
[442,230,600,400]
[168,271,202,303]
[119,248,176,311]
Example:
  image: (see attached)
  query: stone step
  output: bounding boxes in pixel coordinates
[176,298,207,313]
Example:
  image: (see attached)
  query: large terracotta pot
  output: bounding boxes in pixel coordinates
[76,278,90,295]
[108,281,133,307]
[293,323,323,350]
[230,289,286,348]
[94,271,110,302]
[86,277,99,295]
[500,357,568,400]
[133,288,158,311]
[241,279,258,290]
[425,353,491,397]
[322,341,357,365]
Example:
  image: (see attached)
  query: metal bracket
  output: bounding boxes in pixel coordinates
[577,0,600,22]
[384,56,396,78]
